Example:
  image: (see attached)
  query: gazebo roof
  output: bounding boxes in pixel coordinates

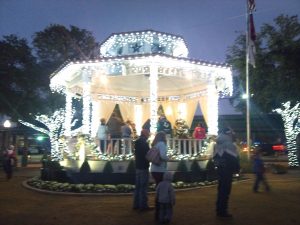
[50,31,232,101]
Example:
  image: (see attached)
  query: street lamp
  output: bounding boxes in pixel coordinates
[3,119,11,128]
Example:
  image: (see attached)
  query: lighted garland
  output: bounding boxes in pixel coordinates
[274,101,300,167]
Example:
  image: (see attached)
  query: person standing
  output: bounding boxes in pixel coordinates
[107,113,123,152]
[150,131,169,185]
[2,145,17,180]
[193,122,206,152]
[97,118,108,154]
[193,123,206,140]
[142,119,151,132]
[156,171,176,224]
[157,116,172,138]
[213,128,240,218]
[121,120,133,154]
[133,129,151,211]
[252,149,270,193]
[150,131,169,221]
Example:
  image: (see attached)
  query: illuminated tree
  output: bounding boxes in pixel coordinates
[19,109,66,161]
[274,102,300,167]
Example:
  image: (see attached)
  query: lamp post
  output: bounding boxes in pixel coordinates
[242,93,251,159]
[3,119,11,128]
[1,119,12,150]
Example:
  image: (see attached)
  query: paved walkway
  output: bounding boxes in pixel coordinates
[0,165,299,225]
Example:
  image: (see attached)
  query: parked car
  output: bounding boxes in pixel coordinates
[28,147,40,154]
[253,142,286,156]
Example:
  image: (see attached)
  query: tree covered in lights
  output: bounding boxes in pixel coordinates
[274,102,300,167]
[19,109,66,161]
[227,15,300,167]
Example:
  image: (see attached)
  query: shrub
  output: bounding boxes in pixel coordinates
[126,160,136,173]
[103,161,113,173]
[43,160,63,170]
[176,160,188,172]
[79,160,91,173]
[190,160,202,173]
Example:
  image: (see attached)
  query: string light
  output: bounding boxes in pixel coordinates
[149,64,158,134]
[100,30,188,58]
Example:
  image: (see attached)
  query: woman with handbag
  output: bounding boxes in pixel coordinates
[150,131,169,186]
[150,131,169,221]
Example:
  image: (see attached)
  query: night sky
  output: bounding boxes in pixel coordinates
[1,0,299,116]
[1,0,299,63]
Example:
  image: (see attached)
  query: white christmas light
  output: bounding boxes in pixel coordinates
[64,91,73,137]
[207,84,219,135]
[82,70,92,135]
[19,108,66,161]
[149,64,158,134]
[274,101,300,167]
[100,30,188,58]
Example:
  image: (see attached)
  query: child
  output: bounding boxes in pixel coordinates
[252,149,270,193]
[156,172,175,224]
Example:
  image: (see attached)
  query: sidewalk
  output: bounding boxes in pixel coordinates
[0,166,299,225]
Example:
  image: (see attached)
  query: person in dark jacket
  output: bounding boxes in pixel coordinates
[213,128,239,218]
[252,149,270,193]
[107,113,123,151]
[133,129,151,211]
[157,116,172,138]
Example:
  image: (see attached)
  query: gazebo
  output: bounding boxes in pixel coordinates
[50,30,232,161]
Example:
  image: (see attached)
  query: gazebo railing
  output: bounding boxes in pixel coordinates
[98,138,205,156]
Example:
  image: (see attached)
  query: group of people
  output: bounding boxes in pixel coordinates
[96,113,137,154]
[133,126,271,222]
[97,113,208,156]
[133,130,175,224]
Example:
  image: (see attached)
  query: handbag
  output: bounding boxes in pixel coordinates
[145,147,161,165]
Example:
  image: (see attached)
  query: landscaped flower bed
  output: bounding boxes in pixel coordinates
[26,177,219,194]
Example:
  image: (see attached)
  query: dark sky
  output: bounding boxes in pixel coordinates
[1,0,299,62]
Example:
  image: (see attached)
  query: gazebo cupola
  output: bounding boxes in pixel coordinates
[100,30,189,58]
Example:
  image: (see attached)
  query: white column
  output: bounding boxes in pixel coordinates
[82,69,92,135]
[207,84,219,135]
[134,104,142,135]
[64,90,72,137]
[149,64,158,134]
[91,101,99,137]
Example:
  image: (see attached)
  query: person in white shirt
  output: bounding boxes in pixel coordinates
[97,118,108,154]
